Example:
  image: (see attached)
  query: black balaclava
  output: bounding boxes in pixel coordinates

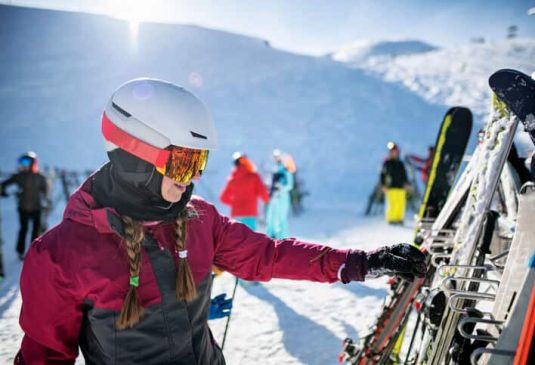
[92,149,193,222]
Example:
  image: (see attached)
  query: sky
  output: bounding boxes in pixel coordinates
[1,0,534,55]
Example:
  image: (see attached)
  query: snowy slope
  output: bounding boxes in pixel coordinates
[331,39,437,64]
[0,5,444,209]
[333,38,535,118]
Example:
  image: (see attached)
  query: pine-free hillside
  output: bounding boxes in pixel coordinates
[333,38,535,118]
[0,5,444,208]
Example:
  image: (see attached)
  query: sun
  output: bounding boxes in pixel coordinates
[107,0,156,50]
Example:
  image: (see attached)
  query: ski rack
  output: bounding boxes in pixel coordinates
[424,99,519,365]
[470,347,515,365]
[458,317,503,342]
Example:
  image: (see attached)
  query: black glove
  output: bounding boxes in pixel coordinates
[0,188,7,198]
[366,243,427,282]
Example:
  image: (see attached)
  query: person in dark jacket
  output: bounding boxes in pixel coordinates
[1,152,49,260]
[219,152,268,231]
[15,79,426,365]
[380,142,410,225]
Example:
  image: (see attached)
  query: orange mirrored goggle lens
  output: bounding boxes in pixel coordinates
[158,147,209,183]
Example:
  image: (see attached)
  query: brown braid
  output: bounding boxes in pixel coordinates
[174,208,197,301]
[116,216,145,330]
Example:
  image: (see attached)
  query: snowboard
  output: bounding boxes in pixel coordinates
[489,69,535,145]
[417,106,473,222]
[339,107,473,364]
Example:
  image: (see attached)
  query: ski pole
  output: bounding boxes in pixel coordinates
[221,276,239,350]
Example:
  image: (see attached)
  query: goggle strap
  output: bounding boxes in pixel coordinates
[102,112,170,170]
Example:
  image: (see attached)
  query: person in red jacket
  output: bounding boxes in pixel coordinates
[219,152,268,231]
[15,79,426,365]
[407,146,434,184]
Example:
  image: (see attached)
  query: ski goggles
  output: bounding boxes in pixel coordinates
[156,146,209,183]
[18,157,33,167]
[102,112,209,183]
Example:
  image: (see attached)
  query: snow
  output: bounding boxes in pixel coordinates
[333,38,535,118]
[331,39,437,64]
[0,191,415,364]
[0,4,534,365]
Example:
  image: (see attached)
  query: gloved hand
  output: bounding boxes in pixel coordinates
[366,243,427,281]
[207,293,233,320]
[0,188,7,197]
[340,244,426,283]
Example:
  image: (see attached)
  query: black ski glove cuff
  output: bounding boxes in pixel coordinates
[340,250,368,283]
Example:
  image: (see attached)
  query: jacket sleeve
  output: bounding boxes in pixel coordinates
[278,170,294,193]
[1,173,18,194]
[17,228,83,364]
[210,205,349,283]
[255,174,269,204]
[219,178,233,206]
[380,162,388,186]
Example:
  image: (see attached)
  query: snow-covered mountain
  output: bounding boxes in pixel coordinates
[331,39,437,64]
[333,38,535,119]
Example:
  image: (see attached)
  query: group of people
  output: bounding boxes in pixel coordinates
[0,78,426,364]
[219,149,294,239]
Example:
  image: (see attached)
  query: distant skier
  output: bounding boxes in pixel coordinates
[14,79,426,364]
[282,152,306,216]
[266,149,294,238]
[380,142,410,225]
[0,152,49,260]
[407,146,434,184]
[219,152,268,231]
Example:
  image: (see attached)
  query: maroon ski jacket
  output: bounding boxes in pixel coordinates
[16,178,362,364]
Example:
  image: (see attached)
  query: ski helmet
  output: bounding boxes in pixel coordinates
[18,151,38,172]
[102,78,217,183]
[387,141,398,151]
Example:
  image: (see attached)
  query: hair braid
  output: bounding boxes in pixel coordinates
[116,216,145,330]
[174,208,197,301]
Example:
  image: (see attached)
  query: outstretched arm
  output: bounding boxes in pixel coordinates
[211,205,426,283]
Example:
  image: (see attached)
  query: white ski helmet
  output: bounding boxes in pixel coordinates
[102,78,217,160]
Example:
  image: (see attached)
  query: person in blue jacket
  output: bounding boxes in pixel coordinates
[266,149,294,239]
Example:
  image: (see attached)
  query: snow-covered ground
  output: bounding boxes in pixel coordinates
[0,192,415,364]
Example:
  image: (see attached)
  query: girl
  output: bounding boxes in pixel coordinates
[15,78,426,365]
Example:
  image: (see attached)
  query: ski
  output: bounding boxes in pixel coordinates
[424,93,520,365]
[340,106,472,364]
